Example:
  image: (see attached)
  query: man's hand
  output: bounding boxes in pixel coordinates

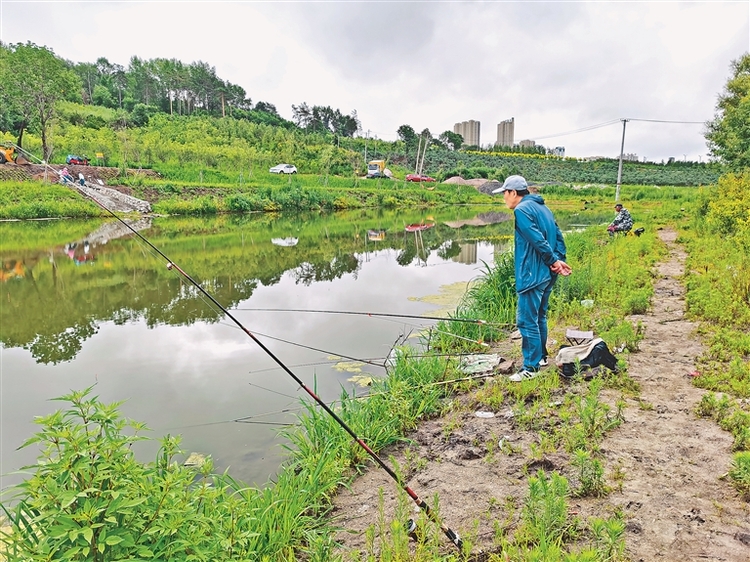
[550,260,572,276]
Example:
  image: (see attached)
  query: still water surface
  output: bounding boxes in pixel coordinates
[0,205,602,490]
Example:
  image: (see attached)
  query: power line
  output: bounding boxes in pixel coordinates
[628,118,705,124]
[530,119,622,141]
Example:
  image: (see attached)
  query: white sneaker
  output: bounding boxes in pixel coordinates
[539,358,549,367]
[508,369,540,382]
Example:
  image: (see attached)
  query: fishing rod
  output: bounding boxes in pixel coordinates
[222,319,489,362]
[235,306,510,327]
[88,201,464,551]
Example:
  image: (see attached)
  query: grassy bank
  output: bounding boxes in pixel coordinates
[678,173,750,498]
[0,175,493,220]
[0,174,701,220]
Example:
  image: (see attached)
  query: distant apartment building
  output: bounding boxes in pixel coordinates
[496,118,514,147]
[623,153,639,162]
[518,139,536,148]
[551,146,565,157]
[454,120,480,147]
[451,243,478,265]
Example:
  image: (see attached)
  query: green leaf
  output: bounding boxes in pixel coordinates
[105,535,123,545]
[137,546,154,558]
[82,527,93,542]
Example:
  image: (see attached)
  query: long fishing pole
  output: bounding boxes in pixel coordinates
[221,319,489,361]
[89,201,464,550]
[235,306,510,327]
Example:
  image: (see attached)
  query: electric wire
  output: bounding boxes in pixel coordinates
[628,118,705,124]
[529,119,622,141]
[527,116,706,142]
[85,199,464,550]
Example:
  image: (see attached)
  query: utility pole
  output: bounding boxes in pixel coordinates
[364,130,370,167]
[615,119,629,203]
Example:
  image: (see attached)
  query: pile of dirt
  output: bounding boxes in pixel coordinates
[331,229,750,560]
[442,176,502,194]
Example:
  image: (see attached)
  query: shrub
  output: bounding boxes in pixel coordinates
[0,388,265,561]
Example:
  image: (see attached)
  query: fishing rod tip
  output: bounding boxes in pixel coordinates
[166,262,174,270]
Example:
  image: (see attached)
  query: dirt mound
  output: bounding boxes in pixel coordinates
[442,176,502,194]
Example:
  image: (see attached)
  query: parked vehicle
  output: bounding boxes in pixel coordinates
[404,222,435,232]
[367,160,385,178]
[66,154,89,166]
[405,173,436,183]
[0,144,16,164]
[269,164,297,174]
[0,143,32,165]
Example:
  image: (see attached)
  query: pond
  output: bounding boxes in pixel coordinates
[0,204,606,490]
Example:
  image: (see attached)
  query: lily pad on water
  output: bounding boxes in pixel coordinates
[408,281,478,318]
[333,360,365,373]
[348,375,375,387]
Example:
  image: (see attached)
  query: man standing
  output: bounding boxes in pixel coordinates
[494,175,572,381]
[607,203,633,236]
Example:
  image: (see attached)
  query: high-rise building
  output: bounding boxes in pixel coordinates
[453,120,480,147]
[519,139,536,148]
[496,118,514,147]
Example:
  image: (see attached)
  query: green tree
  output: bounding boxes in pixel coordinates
[0,42,80,157]
[291,103,359,137]
[396,124,417,145]
[706,53,750,170]
[439,130,463,151]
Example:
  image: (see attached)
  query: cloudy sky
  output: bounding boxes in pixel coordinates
[1,0,748,161]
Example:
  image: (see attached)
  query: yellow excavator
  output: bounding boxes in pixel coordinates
[0,142,30,165]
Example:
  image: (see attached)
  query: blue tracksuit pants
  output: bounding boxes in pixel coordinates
[517,277,556,371]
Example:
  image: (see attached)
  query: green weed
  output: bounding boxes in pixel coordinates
[728,451,750,500]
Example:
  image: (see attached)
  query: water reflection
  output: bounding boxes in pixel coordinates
[0,205,605,488]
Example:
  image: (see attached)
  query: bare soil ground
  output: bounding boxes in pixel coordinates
[332,228,750,560]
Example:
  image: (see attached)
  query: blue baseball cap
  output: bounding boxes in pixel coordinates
[492,175,528,194]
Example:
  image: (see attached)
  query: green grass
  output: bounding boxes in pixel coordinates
[0,181,104,219]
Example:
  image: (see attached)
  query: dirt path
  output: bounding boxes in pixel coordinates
[332,228,750,560]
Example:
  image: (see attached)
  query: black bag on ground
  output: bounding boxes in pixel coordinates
[555,338,618,379]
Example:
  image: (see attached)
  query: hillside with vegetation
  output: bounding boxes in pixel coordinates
[0,42,721,191]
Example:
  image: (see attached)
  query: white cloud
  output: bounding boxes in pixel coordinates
[1,0,748,161]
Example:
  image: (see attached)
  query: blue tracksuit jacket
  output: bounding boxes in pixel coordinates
[513,194,567,294]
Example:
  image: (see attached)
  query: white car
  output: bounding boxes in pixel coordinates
[269,163,297,174]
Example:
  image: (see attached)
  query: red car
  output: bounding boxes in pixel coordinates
[66,154,89,166]
[405,173,436,183]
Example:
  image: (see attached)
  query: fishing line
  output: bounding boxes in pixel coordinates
[168,406,301,429]
[87,201,464,550]
[234,306,503,326]
[248,359,372,376]
[188,367,508,431]
[217,320,388,369]
[248,382,299,400]
[223,315,493,362]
